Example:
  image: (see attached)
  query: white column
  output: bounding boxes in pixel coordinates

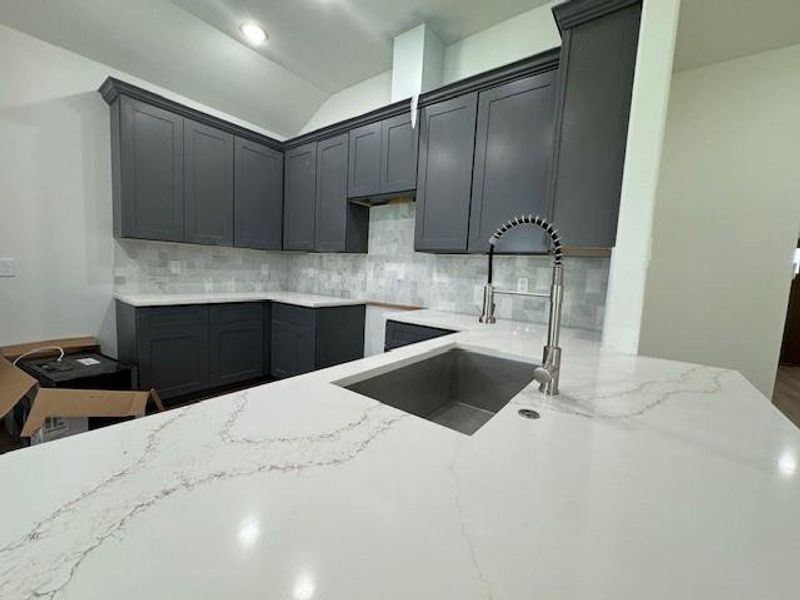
[601,0,682,353]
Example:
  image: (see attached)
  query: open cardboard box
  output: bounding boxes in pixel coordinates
[0,337,163,445]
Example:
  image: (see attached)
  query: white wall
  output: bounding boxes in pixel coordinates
[601,0,681,353]
[442,1,561,84]
[297,70,392,135]
[0,24,280,354]
[298,2,561,134]
[638,42,800,396]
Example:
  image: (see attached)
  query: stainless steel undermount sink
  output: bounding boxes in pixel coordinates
[340,348,537,435]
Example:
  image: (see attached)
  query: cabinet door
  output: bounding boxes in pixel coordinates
[184,119,234,245]
[550,4,641,248]
[468,72,556,253]
[380,112,418,194]
[314,134,350,252]
[414,93,478,252]
[347,121,381,198]
[136,306,209,399]
[263,302,272,376]
[234,138,284,250]
[283,142,317,251]
[316,305,365,367]
[270,304,316,378]
[384,320,454,351]
[118,96,184,241]
[209,303,264,387]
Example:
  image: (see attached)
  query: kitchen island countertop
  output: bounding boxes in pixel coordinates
[1,309,798,599]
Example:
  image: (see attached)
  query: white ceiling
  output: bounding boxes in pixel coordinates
[169,0,552,93]
[674,0,800,72]
[0,0,327,137]
[0,0,550,137]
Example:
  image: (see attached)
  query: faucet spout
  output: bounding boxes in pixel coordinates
[479,214,565,395]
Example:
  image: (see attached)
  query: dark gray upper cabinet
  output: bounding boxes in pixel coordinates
[234,138,284,251]
[348,115,418,199]
[315,134,368,253]
[184,119,234,246]
[414,92,478,253]
[550,1,642,248]
[283,142,318,251]
[468,72,556,254]
[209,303,264,387]
[314,134,348,251]
[379,112,418,195]
[347,121,382,198]
[115,96,184,242]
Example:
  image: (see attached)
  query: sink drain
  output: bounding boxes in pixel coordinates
[518,408,540,420]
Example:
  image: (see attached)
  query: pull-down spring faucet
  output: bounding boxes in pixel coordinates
[479,215,564,395]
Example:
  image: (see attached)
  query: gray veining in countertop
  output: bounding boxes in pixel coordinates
[1,310,798,599]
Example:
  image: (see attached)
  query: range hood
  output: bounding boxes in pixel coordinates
[349,193,415,207]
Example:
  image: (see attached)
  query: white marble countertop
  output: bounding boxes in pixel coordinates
[114,290,366,308]
[1,310,798,599]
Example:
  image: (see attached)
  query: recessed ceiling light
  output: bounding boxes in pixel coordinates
[240,21,267,46]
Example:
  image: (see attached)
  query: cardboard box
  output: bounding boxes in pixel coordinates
[0,337,163,446]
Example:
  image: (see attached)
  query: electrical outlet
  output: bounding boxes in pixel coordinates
[169,260,182,275]
[516,277,529,293]
[0,258,15,278]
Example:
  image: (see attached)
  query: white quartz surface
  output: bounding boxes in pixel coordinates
[114,291,366,308]
[1,310,798,599]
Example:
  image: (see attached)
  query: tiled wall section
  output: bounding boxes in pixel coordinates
[114,204,609,330]
[114,242,291,294]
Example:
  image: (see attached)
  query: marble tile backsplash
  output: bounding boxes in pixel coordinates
[114,203,610,330]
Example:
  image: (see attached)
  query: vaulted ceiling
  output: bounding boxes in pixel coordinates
[0,0,550,137]
[169,0,552,94]
[3,0,800,137]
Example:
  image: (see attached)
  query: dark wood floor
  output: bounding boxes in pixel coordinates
[773,366,800,429]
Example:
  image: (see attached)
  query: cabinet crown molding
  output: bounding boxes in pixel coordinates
[98,76,285,151]
[553,0,642,32]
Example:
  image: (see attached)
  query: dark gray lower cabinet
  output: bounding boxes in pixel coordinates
[184,119,234,246]
[270,303,365,378]
[284,142,318,251]
[263,302,272,375]
[468,72,556,254]
[117,300,365,398]
[234,137,283,250]
[209,303,264,387]
[270,305,316,379]
[117,301,264,401]
[384,320,454,351]
[117,303,210,399]
[414,93,478,252]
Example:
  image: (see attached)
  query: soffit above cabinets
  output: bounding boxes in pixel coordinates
[169,0,553,93]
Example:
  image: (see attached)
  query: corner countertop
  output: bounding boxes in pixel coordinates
[113,290,366,309]
[1,310,798,599]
